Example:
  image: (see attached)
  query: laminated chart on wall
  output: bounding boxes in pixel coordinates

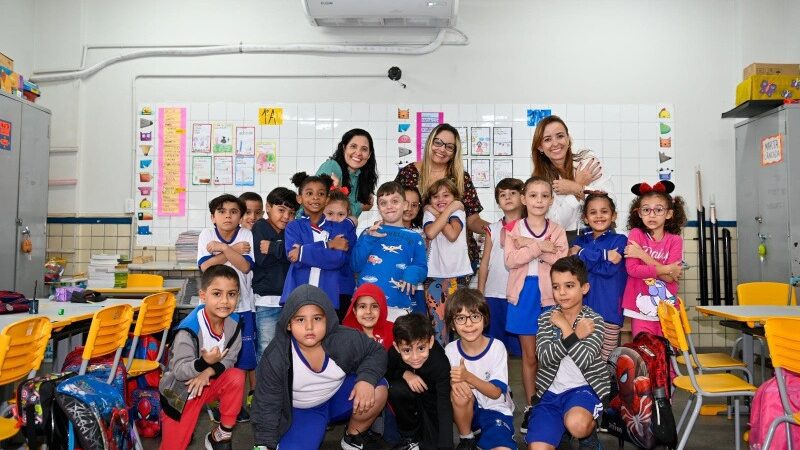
[133,102,675,246]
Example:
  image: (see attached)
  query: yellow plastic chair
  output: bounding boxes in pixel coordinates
[123,292,176,377]
[675,301,752,382]
[126,274,164,288]
[0,317,52,440]
[762,317,800,449]
[658,302,757,450]
[733,282,798,381]
[80,304,134,383]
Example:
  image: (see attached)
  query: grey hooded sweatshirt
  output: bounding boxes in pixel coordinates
[251,284,387,448]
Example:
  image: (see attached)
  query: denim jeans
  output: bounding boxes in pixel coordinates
[255,305,282,364]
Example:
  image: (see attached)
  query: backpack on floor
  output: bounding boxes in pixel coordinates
[124,333,166,396]
[15,371,76,450]
[749,371,800,449]
[62,346,128,397]
[129,387,161,438]
[602,332,677,449]
[55,374,134,450]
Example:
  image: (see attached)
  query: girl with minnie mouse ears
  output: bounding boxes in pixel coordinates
[621,180,688,338]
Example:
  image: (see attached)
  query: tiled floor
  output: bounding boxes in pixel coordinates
[143,357,752,450]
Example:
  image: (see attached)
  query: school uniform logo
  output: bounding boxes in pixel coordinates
[381,244,402,253]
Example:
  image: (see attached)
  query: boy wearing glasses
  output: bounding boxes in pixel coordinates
[351,181,428,322]
[444,289,515,450]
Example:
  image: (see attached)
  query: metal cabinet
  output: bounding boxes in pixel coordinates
[735,104,800,283]
[0,91,50,296]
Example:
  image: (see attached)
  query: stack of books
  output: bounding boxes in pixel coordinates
[176,230,201,264]
[87,254,119,288]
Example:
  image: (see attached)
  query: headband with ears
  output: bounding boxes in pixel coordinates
[630,180,675,196]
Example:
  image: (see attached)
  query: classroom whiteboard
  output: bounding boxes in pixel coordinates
[134,102,676,246]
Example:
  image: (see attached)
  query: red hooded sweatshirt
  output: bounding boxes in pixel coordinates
[342,283,394,351]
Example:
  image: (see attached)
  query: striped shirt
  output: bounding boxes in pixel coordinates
[535,306,610,401]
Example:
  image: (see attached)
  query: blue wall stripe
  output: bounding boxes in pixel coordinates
[687,220,736,227]
[47,217,132,224]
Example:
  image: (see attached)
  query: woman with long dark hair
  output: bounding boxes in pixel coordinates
[316,128,379,216]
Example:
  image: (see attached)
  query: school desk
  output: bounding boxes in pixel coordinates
[91,286,180,298]
[695,305,800,377]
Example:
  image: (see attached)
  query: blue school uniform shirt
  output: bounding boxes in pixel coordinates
[573,228,628,325]
[281,216,356,307]
[350,224,427,309]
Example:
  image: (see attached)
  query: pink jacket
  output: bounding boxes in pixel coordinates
[504,219,568,306]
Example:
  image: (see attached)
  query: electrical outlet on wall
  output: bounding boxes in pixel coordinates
[125,198,135,214]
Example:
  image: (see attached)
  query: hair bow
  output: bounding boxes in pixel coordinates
[630,180,675,196]
[331,185,350,196]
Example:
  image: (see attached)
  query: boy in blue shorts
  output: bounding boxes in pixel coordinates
[527,256,610,450]
[251,284,388,450]
[445,288,515,450]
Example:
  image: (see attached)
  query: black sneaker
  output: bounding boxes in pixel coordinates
[455,437,477,450]
[341,431,368,450]
[204,432,232,450]
[207,406,221,423]
[519,405,532,434]
[237,407,250,423]
[391,438,419,450]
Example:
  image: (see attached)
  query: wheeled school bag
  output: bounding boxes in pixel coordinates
[15,371,76,450]
[55,374,135,450]
[602,332,677,449]
[748,371,800,449]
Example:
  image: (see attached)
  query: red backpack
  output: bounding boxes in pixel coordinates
[603,332,677,449]
[749,371,800,449]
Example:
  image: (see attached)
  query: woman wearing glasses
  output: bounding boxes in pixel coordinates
[531,115,614,242]
[395,123,488,271]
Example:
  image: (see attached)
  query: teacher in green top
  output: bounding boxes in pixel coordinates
[315,128,379,216]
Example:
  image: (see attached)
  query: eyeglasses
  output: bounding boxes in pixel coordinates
[453,313,483,325]
[432,138,457,153]
[639,206,669,216]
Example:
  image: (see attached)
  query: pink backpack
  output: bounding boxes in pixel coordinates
[749,371,800,449]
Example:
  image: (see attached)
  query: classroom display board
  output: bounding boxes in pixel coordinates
[134,102,675,246]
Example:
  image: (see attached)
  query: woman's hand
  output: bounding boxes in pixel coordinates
[574,158,601,187]
[552,178,583,196]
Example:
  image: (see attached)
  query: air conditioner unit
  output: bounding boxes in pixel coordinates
[302,0,458,27]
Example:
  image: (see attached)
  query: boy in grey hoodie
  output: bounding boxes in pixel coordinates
[251,284,388,450]
[159,265,243,450]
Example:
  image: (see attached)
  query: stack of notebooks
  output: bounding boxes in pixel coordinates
[176,230,201,264]
[87,254,119,288]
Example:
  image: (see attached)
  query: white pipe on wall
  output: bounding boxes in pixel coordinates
[32,28,468,83]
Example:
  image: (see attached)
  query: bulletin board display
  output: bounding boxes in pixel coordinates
[134,102,675,246]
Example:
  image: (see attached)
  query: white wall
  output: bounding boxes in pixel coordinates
[0,1,35,77]
[30,0,799,219]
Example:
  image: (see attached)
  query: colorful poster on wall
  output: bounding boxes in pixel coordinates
[213,156,233,185]
[493,127,512,156]
[470,159,492,188]
[192,156,212,185]
[416,112,444,161]
[157,106,187,216]
[235,157,255,186]
[259,107,284,125]
[470,127,491,156]
[191,123,211,153]
[236,126,255,156]
[656,103,675,181]
[493,159,513,182]
[455,127,468,155]
[0,120,11,151]
[761,134,783,166]
[256,140,278,173]
[212,123,233,153]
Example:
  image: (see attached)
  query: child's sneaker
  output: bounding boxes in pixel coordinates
[391,437,419,450]
[204,432,232,450]
[341,430,368,450]
[455,437,477,450]
[207,406,221,423]
[578,429,601,449]
[519,405,532,434]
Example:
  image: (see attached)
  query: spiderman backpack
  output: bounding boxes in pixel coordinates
[602,332,677,449]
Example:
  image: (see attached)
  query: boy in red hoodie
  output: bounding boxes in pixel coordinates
[342,283,394,351]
